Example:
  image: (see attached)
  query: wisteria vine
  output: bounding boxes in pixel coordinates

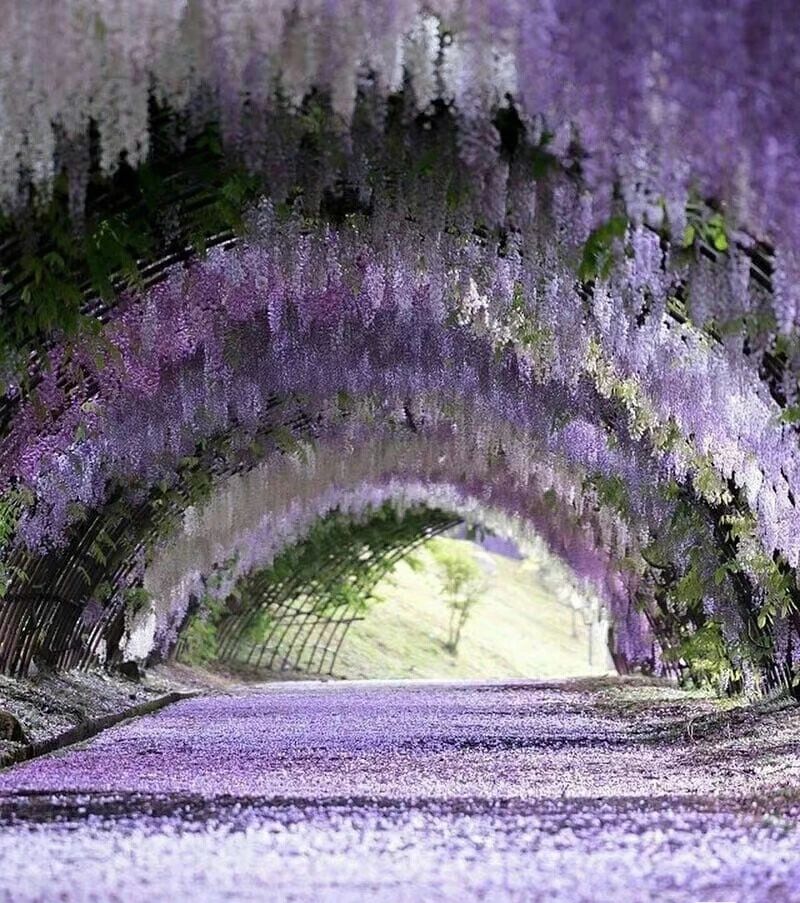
[0,1,799,693]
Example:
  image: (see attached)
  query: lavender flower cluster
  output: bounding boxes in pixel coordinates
[3,3,799,285]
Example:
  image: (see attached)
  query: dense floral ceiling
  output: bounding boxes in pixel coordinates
[0,0,799,692]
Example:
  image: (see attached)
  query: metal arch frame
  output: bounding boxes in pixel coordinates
[317,521,459,675]
[282,519,458,674]
[241,518,431,668]
[260,516,454,673]
[206,508,459,675]
[224,519,380,666]
[281,516,455,672]
[0,396,318,675]
[268,515,455,671]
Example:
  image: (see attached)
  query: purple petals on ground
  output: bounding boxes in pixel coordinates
[0,680,800,900]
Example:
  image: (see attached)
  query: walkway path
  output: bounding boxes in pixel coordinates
[0,678,799,901]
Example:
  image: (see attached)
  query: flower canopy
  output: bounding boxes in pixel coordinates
[0,0,799,692]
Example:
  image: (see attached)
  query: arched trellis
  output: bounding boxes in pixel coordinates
[0,363,789,692]
[4,313,678,682]
[175,505,460,676]
[0,9,798,696]
[0,394,318,675]
[0,310,790,691]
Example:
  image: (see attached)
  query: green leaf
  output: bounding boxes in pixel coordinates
[578,215,628,282]
[712,231,729,252]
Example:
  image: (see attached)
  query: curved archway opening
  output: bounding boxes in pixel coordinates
[327,527,613,681]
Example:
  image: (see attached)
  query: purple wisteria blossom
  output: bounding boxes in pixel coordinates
[0,1,798,689]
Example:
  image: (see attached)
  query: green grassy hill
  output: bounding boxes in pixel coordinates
[333,537,612,680]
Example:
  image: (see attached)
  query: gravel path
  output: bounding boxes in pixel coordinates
[0,678,799,902]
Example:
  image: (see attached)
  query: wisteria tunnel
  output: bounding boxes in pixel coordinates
[1,2,800,901]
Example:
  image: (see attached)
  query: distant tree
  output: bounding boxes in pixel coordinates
[429,539,488,654]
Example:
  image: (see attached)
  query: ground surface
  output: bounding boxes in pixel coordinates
[0,678,799,902]
[0,670,172,765]
[0,664,228,765]
[335,538,610,679]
